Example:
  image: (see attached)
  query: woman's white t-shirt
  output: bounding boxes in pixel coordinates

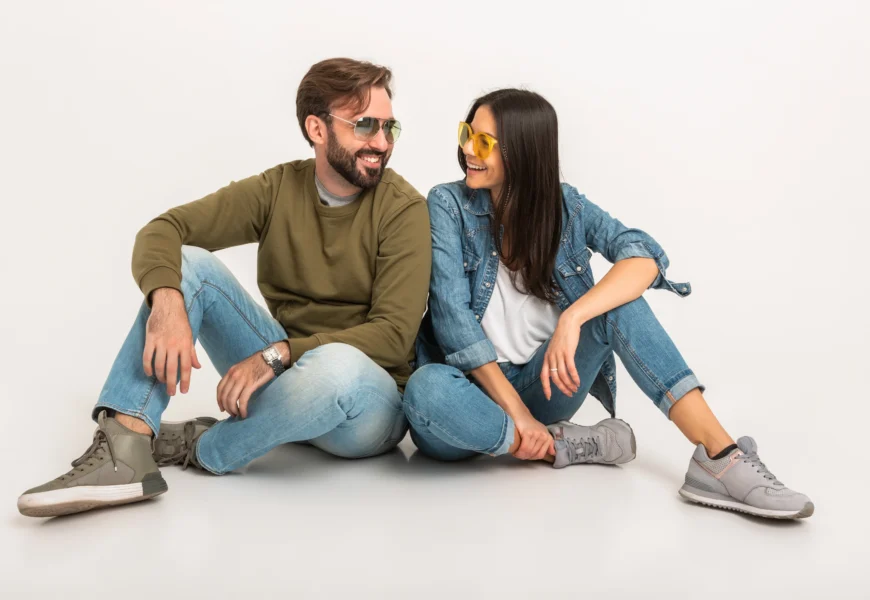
[480,261,561,364]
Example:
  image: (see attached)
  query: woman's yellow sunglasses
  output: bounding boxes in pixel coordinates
[458,122,499,160]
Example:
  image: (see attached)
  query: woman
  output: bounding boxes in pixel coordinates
[405,89,813,520]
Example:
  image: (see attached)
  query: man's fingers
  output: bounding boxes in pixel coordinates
[143,341,155,377]
[191,344,202,370]
[216,377,228,413]
[166,350,179,396]
[153,346,167,383]
[179,350,191,394]
[238,387,253,419]
[222,380,238,416]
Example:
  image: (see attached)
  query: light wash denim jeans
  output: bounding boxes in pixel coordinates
[403,296,703,461]
[94,246,407,474]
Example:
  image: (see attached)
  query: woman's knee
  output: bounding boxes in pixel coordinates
[403,363,465,418]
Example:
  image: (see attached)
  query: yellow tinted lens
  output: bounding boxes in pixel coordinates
[458,122,471,147]
[476,135,493,159]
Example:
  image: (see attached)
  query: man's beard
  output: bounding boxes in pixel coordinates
[326,126,389,189]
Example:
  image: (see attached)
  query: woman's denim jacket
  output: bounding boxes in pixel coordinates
[414,180,691,417]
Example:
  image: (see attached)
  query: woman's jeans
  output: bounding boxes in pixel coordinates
[94,246,407,474]
[403,297,703,461]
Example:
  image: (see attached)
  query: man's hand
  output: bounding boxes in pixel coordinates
[217,342,290,419]
[143,288,201,396]
[511,412,556,461]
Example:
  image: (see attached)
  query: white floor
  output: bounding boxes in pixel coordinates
[2,376,866,599]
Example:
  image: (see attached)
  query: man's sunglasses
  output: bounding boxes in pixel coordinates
[328,114,402,144]
[458,122,499,160]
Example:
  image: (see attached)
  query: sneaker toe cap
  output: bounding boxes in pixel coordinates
[745,486,813,513]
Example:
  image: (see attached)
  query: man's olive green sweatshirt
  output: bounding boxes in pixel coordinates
[132,159,431,389]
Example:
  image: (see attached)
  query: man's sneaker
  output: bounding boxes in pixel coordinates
[18,411,167,517]
[679,436,814,520]
[152,417,217,470]
[548,418,636,468]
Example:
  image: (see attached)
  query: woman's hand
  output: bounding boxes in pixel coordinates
[511,412,555,460]
[541,312,582,400]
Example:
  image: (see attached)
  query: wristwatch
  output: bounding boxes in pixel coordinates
[261,345,286,377]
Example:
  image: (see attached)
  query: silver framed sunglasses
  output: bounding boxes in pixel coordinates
[328,114,402,144]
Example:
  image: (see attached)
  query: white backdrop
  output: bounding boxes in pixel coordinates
[1,1,868,598]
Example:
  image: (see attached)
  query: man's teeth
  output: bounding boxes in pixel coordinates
[360,155,381,164]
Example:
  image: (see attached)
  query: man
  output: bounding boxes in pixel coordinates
[18,58,432,517]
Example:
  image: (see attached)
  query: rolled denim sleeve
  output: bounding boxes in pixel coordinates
[426,187,498,371]
[582,195,687,294]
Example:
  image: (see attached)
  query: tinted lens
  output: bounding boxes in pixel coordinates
[458,122,471,147]
[354,117,378,140]
[385,120,401,143]
[477,135,493,160]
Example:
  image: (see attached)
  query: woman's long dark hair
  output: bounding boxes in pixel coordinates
[458,89,562,303]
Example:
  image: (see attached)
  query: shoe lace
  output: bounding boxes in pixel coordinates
[566,435,602,461]
[156,421,197,470]
[740,450,782,485]
[60,421,118,481]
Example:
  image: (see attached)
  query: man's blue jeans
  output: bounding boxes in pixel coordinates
[94,246,407,474]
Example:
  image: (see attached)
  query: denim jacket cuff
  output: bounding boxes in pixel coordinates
[613,241,692,297]
[444,338,499,372]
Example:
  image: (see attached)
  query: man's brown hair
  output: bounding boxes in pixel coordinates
[296,58,393,147]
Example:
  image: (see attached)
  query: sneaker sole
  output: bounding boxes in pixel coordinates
[17,474,168,518]
[678,485,814,520]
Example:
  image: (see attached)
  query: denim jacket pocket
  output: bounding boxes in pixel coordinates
[462,248,482,273]
[556,247,594,294]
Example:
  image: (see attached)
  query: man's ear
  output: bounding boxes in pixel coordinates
[305,115,327,146]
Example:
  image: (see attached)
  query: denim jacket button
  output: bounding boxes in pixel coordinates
[484,282,491,288]
[576,266,583,272]
[475,315,480,320]
[608,376,614,381]
[463,262,467,267]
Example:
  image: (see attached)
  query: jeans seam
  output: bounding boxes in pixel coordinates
[214,401,339,473]
[605,313,671,407]
[199,280,275,346]
[331,390,407,457]
[405,402,508,455]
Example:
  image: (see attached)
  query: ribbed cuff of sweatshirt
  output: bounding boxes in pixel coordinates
[287,336,322,366]
[138,266,182,307]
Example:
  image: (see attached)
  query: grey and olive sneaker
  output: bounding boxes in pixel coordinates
[18,411,167,517]
[548,418,637,468]
[152,417,217,470]
[679,436,814,519]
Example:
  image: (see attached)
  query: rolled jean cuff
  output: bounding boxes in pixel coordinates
[193,433,222,475]
[488,413,515,456]
[660,372,705,418]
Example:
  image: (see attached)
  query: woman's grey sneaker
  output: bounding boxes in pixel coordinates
[679,436,814,520]
[152,417,217,470]
[548,418,637,468]
[17,411,167,518]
